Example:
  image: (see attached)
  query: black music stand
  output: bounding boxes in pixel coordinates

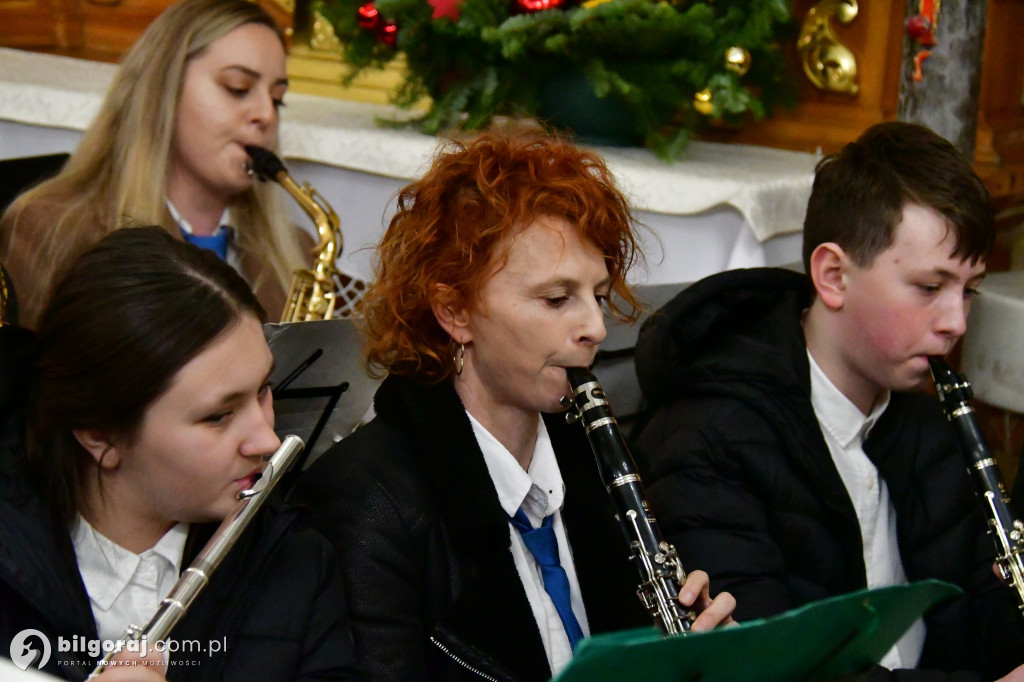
[0,153,69,213]
[264,319,381,486]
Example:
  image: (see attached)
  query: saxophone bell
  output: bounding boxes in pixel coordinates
[0,265,13,327]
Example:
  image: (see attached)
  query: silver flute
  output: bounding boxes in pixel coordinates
[562,367,695,634]
[929,357,1024,615]
[89,435,305,677]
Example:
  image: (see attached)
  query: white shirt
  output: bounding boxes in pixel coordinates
[71,516,188,645]
[808,351,926,670]
[468,413,589,676]
[166,200,241,271]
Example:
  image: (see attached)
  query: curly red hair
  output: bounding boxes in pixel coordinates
[359,130,644,382]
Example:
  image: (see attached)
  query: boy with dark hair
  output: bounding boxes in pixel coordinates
[801,122,994,276]
[633,121,1024,680]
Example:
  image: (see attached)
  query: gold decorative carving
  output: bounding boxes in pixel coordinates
[797,0,859,95]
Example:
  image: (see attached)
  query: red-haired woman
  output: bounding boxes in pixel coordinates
[291,131,736,682]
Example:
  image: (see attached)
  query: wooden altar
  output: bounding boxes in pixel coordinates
[0,0,291,61]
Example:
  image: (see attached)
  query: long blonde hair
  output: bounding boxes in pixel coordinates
[3,0,303,319]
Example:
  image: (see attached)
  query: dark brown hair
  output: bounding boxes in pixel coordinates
[29,226,267,524]
[802,121,994,273]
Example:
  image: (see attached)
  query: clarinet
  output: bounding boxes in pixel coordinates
[561,367,695,634]
[929,357,1024,614]
[89,435,305,676]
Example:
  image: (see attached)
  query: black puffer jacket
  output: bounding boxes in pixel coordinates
[0,446,360,681]
[290,375,650,682]
[632,267,1024,680]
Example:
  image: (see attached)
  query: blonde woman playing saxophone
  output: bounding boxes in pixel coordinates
[0,0,307,329]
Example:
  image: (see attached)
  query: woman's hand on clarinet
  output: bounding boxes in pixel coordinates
[678,569,737,632]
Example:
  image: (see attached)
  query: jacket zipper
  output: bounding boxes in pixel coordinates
[430,636,502,682]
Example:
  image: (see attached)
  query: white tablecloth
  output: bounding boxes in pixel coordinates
[0,46,817,285]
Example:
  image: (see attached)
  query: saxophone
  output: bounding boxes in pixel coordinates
[929,357,1024,615]
[88,435,305,677]
[562,366,696,634]
[0,265,12,326]
[245,145,343,322]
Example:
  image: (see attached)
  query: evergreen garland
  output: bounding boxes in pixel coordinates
[316,0,797,160]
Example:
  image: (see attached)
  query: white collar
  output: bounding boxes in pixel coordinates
[70,515,188,611]
[468,412,565,524]
[808,351,890,448]
[166,199,232,237]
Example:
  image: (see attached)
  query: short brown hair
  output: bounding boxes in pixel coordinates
[360,130,643,382]
[802,121,994,273]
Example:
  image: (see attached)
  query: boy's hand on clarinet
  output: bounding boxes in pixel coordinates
[677,569,737,632]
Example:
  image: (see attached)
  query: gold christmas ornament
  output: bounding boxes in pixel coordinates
[724,46,752,76]
[693,88,714,115]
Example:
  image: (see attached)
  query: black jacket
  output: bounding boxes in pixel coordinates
[290,375,651,682]
[632,267,1024,680]
[0,447,360,681]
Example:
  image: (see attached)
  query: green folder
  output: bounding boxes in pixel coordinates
[553,580,962,682]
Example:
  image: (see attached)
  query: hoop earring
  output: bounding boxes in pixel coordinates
[454,342,465,376]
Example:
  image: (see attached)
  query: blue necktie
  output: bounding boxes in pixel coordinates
[507,507,585,650]
[181,227,231,260]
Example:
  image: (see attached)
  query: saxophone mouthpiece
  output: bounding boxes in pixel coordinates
[244,144,286,181]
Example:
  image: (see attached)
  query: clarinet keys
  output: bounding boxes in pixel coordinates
[565,366,696,634]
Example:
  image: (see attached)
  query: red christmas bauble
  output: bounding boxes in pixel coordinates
[357,2,380,30]
[905,14,932,42]
[428,0,462,20]
[512,0,565,13]
[377,20,398,46]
